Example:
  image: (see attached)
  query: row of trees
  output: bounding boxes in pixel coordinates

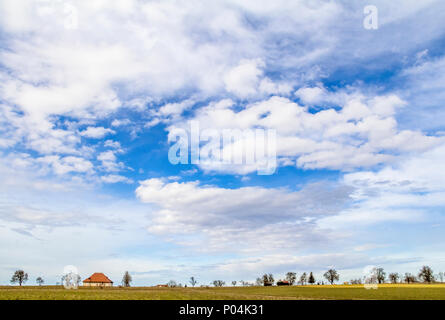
[256,269,339,286]
[10,270,41,286]
[350,266,437,284]
[166,270,340,288]
[9,266,440,287]
[9,270,134,287]
[184,266,439,288]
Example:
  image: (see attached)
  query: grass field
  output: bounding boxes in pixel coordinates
[1,284,445,300]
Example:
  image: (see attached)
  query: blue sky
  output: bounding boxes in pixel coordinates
[1,0,445,286]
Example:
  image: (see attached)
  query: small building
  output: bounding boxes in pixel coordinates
[83,273,113,287]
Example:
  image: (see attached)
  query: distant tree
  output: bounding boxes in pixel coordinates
[167,280,177,287]
[308,272,315,285]
[438,272,444,283]
[388,273,399,284]
[212,280,225,287]
[285,272,296,285]
[323,269,339,285]
[299,272,307,285]
[189,276,198,287]
[375,268,386,284]
[418,266,434,283]
[36,277,44,286]
[75,274,82,286]
[122,271,132,287]
[255,278,263,286]
[350,279,362,285]
[404,273,416,284]
[262,274,274,286]
[231,281,237,286]
[11,270,28,286]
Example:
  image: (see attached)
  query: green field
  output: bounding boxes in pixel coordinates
[1,284,445,300]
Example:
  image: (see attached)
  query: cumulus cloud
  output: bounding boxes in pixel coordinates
[168,93,442,173]
[80,127,115,139]
[111,119,131,127]
[136,178,352,253]
[318,143,445,229]
[37,155,93,175]
[97,150,126,172]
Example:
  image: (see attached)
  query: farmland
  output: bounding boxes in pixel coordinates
[1,284,445,300]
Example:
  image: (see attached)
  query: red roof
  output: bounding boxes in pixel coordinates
[83,273,113,283]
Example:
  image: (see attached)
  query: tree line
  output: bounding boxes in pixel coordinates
[8,270,134,287]
[7,265,440,287]
[350,266,436,284]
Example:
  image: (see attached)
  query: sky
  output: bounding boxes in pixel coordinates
[0,0,445,286]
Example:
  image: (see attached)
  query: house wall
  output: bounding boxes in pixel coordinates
[83,282,113,287]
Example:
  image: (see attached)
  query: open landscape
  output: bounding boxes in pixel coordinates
[1,2,445,313]
[1,284,445,300]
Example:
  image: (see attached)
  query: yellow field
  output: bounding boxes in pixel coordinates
[1,283,444,300]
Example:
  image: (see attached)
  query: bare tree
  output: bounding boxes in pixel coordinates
[418,266,434,283]
[255,278,263,286]
[438,272,444,283]
[350,279,362,284]
[11,270,28,286]
[299,272,307,285]
[375,268,386,284]
[212,280,225,287]
[231,281,237,286]
[36,277,44,286]
[404,273,416,284]
[323,269,339,285]
[388,273,399,284]
[122,271,132,287]
[285,272,296,285]
[262,273,274,286]
[167,280,177,287]
[189,276,198,287]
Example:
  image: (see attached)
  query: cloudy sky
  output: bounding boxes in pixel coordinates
[1,0,445,286]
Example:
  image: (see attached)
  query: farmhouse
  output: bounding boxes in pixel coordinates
[276,280,290,286]
[83,273,113,287]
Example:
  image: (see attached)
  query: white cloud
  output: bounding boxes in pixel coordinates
[169,93,442,173]
[97,150,125,172]
[80,127,115,139]
[111,119,131,127]
[295,86,327,105]
[104,140,123,151]
[37,155,93,175]
[223,59,264,98]
[136,178,352,253]
[101,174,133,184]
[318,143,445,229]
